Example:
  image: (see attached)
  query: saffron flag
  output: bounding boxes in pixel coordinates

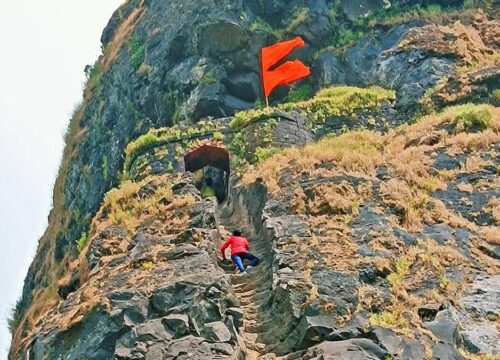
[261,36,311,98]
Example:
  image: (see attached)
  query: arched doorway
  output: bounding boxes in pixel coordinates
[184,141,230,202]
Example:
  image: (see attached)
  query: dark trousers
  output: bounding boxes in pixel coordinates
[231,252,259,272]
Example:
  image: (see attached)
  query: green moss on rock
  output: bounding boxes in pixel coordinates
[123,120,223,175]
[229,86,396,129]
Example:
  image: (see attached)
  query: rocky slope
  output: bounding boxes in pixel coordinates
[9,0,500,359]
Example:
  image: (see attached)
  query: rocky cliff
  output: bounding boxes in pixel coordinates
[9,0,500,359]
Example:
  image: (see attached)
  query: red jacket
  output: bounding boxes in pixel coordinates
[221,235,249,256]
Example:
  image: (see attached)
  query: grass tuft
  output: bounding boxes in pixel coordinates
[370,311,409,328]
[76,232,88,253]
[447,104,494,132]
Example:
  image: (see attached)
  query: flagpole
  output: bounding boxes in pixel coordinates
[265,96,269,108]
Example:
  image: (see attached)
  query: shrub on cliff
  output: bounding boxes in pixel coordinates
[449,104,495,132]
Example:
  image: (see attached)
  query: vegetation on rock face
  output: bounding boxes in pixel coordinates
[11,0,500,356]
[18,174,204,358]
[101,4,145,70]
[369,311,409,328]
[128,36,146,71]
[7,302,22,335]
[92,175,189,236]
[491,89,500,106]
[123,120,223,175]
[76,232,88,253]
[457,53,500,74]
[287,83,313,103]
[243,104,499,232]
[230,86,395,129]
[254,146,281,163]
[450,103,495,132]
[241,104,499,347]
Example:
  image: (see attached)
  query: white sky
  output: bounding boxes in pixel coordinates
[0,0,124,357]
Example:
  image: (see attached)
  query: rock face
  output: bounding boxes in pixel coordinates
[314,13,500,109]
[10,0,500,359]
[26,175,246,360]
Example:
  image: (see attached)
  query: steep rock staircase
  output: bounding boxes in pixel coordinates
[218,201,276,360]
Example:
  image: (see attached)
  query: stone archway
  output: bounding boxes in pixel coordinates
[184,141,230,202]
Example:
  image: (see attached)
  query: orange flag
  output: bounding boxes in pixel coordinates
[261,36,311,98]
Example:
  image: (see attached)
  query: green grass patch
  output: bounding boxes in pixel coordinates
[249,17,282,38]
[128,36,145,71]
[358,3,456,28]
[76,232,88,253]
[369,311,409,328]
[199,72,217,86]
[230,86,395,129]
[288,83,313,103]
[445,103,494,132]
[336,29,364,47]
[387,258,411,289]
[254,146,281,163]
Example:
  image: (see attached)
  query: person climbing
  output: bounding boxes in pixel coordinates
[220,229,259,275]
[200,177,216,198]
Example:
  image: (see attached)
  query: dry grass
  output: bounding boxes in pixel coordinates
[244,104,499,232]
[380,179,431,231]
[86,173,195,247]
[11,3,151,352]
[306,182,369,216]
[101,2,146,70]
[367,239,466,335]
[481,226,500,245]
[242,130,383,194]
[457,182,474,193]
[17,173,200,354]
[457,52,500,74]
[240,104,499,340]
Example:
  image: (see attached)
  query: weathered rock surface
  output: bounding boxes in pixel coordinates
[11,0,500,359]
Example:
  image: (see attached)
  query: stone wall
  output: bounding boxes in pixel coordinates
[128,112,313,180]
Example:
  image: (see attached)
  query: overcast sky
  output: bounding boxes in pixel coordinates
[0,0,124,356]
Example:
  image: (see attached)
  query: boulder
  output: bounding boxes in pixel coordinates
[462,322,500,354]
[326,315,368,341]
[223,71,260,102]
[368,326,401,356]
[197,18,249,55]
[459,275,500,354]
[203,321,232,342]
[425,309,463,347]
[162,314,190,339]
[313,23,455,110]
[135,319,170,341]
[87,226,131,269]
[297,338,389,359]
[310,269,360,317]
[432,343,466,360]
[296,315,338,349]
[400,338,427,360]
